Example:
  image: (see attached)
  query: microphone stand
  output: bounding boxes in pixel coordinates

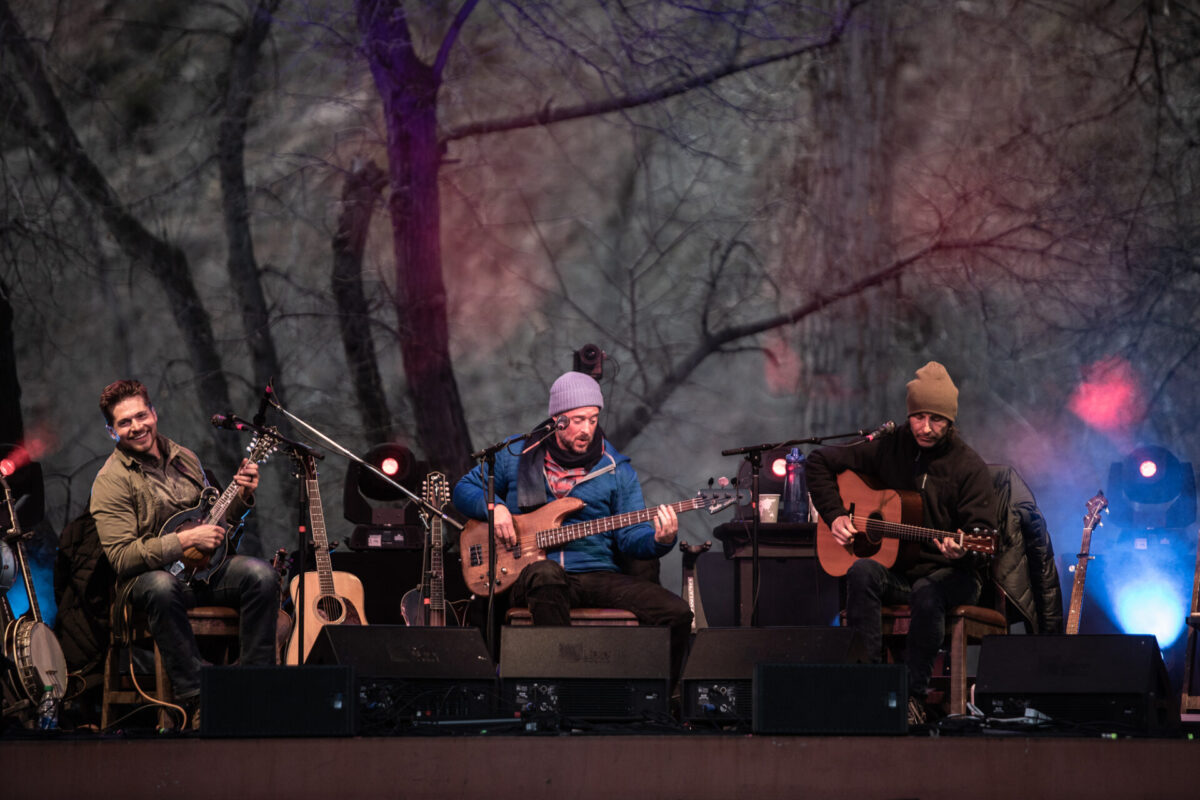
[468,426,548,659]
[213,412,325,668]
[265,403,461,529]
[721,425,889,626]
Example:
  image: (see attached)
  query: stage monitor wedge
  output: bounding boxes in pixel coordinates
[680,626,860,724]
[975,634,1179,737]
[306,626,497,728]
[499,626,670,721]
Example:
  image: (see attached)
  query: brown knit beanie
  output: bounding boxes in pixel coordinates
[906,361,958,422]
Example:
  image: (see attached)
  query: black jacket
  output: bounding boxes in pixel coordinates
[989,464,1064,634]
[807,423,996,580]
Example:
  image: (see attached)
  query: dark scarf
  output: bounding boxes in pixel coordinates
[516,427,606,510]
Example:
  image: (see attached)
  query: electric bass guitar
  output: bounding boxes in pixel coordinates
[1065,491,1107,635]
[815,470,997,577]
[459,490,739,596]
[283,452,367,665]
[401,472,451,626]
[163,431,280,583]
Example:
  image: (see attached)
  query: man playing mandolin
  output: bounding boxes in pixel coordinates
[90,380,279,729]
[806,362,996,726]
[452,371,693,683]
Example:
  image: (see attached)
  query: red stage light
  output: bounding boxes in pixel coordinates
[771,457,788,478]
[380,457,400,476]
[1139,459,1158,479]
[0,458,14,477]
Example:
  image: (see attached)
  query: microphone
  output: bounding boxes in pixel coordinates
[252,380,274,427]
[864,420,895,441]
[211,413,251,432]
[531,415,569,434]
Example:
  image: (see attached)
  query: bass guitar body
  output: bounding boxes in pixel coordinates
[283,571,367,665]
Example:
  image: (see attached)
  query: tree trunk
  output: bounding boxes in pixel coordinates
[358,1,474,478]
[331,159,394,441]
[218,0,285,409]
[0,279,23,447]
[0,0,238,468]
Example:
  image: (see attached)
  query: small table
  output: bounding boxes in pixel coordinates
[713,521,828,626]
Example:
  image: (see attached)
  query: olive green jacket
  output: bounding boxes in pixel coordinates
[89,435,252,582]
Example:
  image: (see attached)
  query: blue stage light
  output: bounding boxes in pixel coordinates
[1112,579,1186,649]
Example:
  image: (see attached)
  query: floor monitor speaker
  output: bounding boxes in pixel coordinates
[975,634,1179,737]
[200,665,355,737]
[680,626,859,723]
[499,626,670,721]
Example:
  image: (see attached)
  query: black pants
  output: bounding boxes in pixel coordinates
[843,559,982,697]
[512,560,693,685]
[123,555,280,698]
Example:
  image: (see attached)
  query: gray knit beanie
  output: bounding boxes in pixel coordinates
[548,372,604,417]
[906,361,958,422]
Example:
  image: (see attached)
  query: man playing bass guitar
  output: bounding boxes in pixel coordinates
[452,371,693,685]
[90,380,279,729]
[806,362,997,726]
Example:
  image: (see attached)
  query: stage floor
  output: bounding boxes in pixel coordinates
[4,719,1200,799]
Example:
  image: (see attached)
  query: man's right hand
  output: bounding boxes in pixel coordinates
[177,523,225,554]
[831,515,858,546]
[492,505,518,547]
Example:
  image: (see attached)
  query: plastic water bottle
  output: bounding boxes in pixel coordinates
[780,447,808,523]
[37,685,59,730]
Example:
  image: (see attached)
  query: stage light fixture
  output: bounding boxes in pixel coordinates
[343,442,427,526]
[0,444,44,534]
[572,343,605,381]
[1106,444,1196,529]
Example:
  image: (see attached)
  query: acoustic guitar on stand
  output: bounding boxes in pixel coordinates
[815,470,997,577]
[1065,491,1107,635]
[283,452,367,665]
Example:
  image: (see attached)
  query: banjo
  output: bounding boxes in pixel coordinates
[1,468,68,709]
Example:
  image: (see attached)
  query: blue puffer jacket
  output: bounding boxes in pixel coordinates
[452,438,670,573]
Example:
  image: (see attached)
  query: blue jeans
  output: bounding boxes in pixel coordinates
[124,555,279,698]
[844,559,982,696]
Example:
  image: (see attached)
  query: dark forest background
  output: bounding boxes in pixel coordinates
[3,2,1199,671]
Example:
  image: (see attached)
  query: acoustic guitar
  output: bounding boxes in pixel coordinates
[814,470,997,577]
[283,452,367,665]
[459,490,739,596]
[1065,491,1107,635]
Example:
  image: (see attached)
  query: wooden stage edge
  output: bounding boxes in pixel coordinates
[4,731,1200,799]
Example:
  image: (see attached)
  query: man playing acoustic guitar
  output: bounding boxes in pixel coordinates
[452,371,693,684]
[90,380,279,729]
[806,362,996,726]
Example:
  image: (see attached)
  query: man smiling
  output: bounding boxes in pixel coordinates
[90,380,278,730]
